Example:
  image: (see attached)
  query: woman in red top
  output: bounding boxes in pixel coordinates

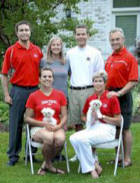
[70,71,121,179]
[24,67,67,175]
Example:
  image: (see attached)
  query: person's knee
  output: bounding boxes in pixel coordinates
[69,134,79,144]
[42,134,54,145]
[54,136,65,147]
[70,134,84,145]
[69,135,75,144]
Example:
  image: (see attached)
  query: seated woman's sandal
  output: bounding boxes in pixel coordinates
[37,167,47,175]
[46,166,65,174]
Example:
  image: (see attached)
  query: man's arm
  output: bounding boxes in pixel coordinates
[1,74,12,104]
[107,81,137,98]
[81,113,86,122]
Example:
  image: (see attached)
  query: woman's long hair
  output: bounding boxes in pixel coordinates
[46,36,65,64]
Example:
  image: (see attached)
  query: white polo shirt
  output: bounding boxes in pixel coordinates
[66,45,104,87]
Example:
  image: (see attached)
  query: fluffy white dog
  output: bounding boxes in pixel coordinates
[86,99,102,129]
[41,107,57,126]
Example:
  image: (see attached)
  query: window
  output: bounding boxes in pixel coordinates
[112,0,140,48]
[113,0,140,8]
[116,15,137,46]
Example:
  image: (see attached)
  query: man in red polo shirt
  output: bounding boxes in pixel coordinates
[1,20,43,166]
[105,28,138,167]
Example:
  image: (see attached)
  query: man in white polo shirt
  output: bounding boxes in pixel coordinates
[66,24,104,160]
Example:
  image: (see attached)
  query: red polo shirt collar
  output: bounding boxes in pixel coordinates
[15,41,33,50]
[94,90,108,100]
[112,47,127,56]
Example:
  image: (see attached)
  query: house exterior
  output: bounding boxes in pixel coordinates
[73,0,140,59]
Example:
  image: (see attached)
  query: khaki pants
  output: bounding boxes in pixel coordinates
[68,87,94,126]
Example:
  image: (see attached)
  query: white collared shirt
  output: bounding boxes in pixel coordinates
[66,45,104,87]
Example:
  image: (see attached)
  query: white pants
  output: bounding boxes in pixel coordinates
[70,121,116,173]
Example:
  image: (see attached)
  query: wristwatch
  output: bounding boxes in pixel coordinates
[117,91,122,97]
[102,115,105,120]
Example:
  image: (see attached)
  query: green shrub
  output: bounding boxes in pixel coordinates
[0,80,10,123]
[0,102,9,123]
[132,82,140,115]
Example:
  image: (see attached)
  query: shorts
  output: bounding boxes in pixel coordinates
[68,87,94,126]
[119,92,133,130]
[109,88,133,130]
[121,112,132,130]
[30,127,43,138]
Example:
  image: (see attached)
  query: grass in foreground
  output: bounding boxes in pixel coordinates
[0,123,140,183]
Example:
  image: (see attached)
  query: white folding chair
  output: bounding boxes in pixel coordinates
[25,124,70,174]
[78,115,124,176]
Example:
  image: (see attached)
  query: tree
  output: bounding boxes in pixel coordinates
[0,0,96,66]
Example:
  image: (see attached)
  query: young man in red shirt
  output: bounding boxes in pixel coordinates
[105,28,138,167]
[1,20,43,166]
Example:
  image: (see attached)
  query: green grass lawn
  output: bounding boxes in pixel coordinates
[0,123,140,183]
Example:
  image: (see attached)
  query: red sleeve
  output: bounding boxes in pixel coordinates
[82,97,90,115]
[110,96,121,115]
[128,56,138,81]
[105,56,111,72]
[36,46,43,61]
[59,91,67,106]
[26,93,36,110]
[1,47,12,74]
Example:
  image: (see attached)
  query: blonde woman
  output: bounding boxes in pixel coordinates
[40,36,69,97]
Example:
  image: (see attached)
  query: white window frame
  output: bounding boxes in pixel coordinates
[111,0,140,38]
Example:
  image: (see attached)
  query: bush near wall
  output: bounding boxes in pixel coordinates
[0,82,9,124]
[0,102,9,123]
[132,81,140,122]
[132,82,140,114]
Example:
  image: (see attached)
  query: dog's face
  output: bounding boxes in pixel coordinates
[89,100,102,110]
[41,108,55,118]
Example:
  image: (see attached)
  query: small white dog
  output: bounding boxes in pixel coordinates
[86,99,102,129]
[41,107,57,126]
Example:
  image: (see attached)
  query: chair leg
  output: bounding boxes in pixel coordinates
[25,141,29,166]
[114,143,121,176]
[28,138,34,174]
[64,142,70,173]
[26,126,34,175]
[78,163,81,173]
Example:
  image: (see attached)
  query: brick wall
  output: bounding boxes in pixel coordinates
[55,0,113,59]
[77,0,112,60]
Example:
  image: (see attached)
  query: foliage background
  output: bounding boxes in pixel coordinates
[0,0,97,125]
[0,0,97,67]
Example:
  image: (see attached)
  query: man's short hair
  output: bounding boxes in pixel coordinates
[15,20,31,33]
[109,27,125,38]
[75,24,88,34]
